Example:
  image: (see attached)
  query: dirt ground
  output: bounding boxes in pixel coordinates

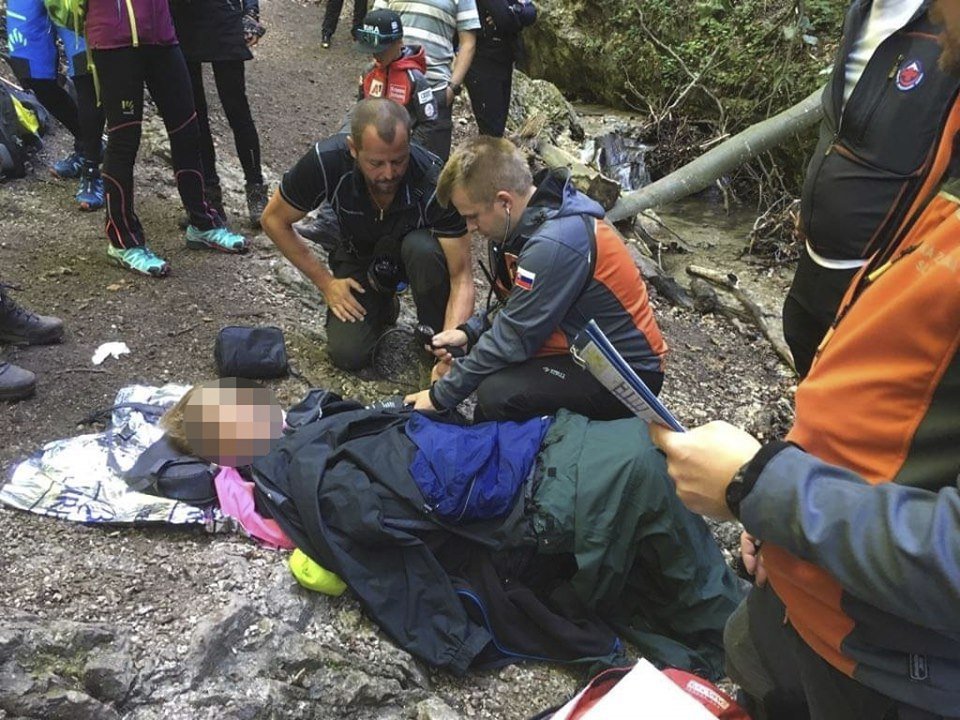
[0,1,796,716]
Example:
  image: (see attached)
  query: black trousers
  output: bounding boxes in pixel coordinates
[21,74,104,164]
[187,60,263,188]
[321,0,367,37]
[725,585,957,720]
[464,54,513,137]
[93,45,223,249]
[473,354,664,422]
[782,250,860,378]
[325,229,450,371]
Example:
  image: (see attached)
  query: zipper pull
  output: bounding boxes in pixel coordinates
[888,54,905,80]
[825,133,838,156]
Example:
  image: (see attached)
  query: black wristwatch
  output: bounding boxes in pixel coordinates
[725,463,751,519]
[450,82,463,97]
[724,440,794,519]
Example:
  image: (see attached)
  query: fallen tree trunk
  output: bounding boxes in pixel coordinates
[686,265,796,374]
[537,140,622,211]
[606,86,824,222]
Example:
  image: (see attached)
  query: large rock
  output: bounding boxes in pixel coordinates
[0,611,133,719]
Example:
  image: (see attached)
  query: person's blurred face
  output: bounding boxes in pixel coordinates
[181,380,283,467]
[349,123,410,198]
[932,0,960,75]
[373,39,403,65]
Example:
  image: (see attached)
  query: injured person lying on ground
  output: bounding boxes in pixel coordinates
[1,379,747,681]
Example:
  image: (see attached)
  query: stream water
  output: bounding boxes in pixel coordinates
[574,106,795,327]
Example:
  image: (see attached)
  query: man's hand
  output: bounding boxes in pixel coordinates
[425,328,468,361]
[322,278,366,323]
[404,389,436,411]
[431,359,451,382]
[648,420,761,521]
[740,531,767,586]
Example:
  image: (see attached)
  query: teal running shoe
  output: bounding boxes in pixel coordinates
[185,225,248,254]
[51,151,84,179]
[106,245,170,277]
[76,168,105,211]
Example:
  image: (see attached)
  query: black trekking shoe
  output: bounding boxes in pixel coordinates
[245,182,269,228]
[0,361,36,401]
[321,32,332,48]
[0,285,64,345]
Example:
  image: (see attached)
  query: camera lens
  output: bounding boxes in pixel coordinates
[368,256,402,293]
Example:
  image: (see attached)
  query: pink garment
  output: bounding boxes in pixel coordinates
[214,467,295,550]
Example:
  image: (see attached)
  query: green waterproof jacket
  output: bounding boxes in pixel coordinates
[531,411,747,680]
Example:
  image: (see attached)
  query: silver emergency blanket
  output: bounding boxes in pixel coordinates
[0,384,229,530]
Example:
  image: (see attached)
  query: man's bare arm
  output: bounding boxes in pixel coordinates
[447,29,477,103]
[439,233,475,330]
[261,191,366,322]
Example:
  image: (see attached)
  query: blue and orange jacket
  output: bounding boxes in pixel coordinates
[740,96,960,715]
[430,168,666,410]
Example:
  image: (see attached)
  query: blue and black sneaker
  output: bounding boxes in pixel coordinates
[106,245,171,277]
[185,225,249,253]
[76,167,104,211]
[51,151,84,180]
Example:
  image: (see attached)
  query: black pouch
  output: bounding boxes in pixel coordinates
[124,436,219,507]
[214,325,288,379]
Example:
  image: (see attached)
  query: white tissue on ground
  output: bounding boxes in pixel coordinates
[92,342,131,366]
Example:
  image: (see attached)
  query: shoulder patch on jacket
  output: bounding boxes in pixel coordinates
[515,266,536,291]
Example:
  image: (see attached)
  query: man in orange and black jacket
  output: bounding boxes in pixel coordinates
[785,0,960,377]
[651,2,960,717]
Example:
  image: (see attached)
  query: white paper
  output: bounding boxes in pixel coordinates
[92,341,130,365]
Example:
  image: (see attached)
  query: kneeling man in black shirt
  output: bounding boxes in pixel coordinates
[262,99,474,373]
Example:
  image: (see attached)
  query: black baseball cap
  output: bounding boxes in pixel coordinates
[355,9,404,53]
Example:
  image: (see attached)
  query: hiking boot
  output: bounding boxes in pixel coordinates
[0,285,64,345]
[106,244,171,277]
[245,182,269,228]
[76,165,104,211]
[185,225,249,253]
[51,150,83,179]
[0,361,36,401]
[321,32,332,49]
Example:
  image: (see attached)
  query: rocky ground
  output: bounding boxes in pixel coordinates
[0,1,797,718]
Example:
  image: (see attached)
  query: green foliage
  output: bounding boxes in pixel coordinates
[524,0,849,188]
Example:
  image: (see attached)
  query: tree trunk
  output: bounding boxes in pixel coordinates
[537,140,622,211]
[606,86,825,223]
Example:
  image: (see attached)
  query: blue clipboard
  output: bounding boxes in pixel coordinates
[571,320,685,432]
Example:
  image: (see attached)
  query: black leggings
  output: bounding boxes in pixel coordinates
[187,60,263,187]
[21,74,104,164]
[473,354,664,422]
[92,44,223,249]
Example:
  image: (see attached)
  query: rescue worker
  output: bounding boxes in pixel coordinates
[405,136,667,421]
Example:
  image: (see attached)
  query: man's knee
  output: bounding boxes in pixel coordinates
[402,230,448,286]
[326,320,376,371]
[326,337,372,371]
